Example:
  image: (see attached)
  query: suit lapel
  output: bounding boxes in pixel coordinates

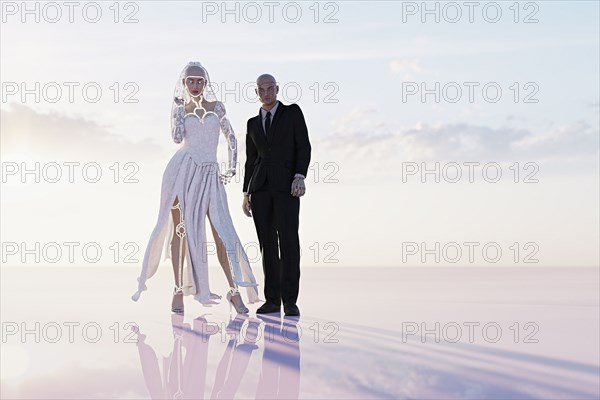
[254,110,268,146]
[255,109,264,136]
[267,102,285,144]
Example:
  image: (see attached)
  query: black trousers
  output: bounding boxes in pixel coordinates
[250,188,300,306]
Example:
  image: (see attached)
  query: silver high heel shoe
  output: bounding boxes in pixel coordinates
[226,287,249,314]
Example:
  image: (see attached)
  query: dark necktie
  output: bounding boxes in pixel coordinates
[265,111,271,136]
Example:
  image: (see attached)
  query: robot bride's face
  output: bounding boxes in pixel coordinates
[183,66,207,98]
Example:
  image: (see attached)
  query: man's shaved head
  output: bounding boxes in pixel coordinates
[256,74,276,85]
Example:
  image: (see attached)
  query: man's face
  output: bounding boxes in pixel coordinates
[256,79,278,107]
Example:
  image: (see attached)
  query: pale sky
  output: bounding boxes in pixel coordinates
[1,1,598,267]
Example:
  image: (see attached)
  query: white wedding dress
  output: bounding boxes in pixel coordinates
[132,101,260,305]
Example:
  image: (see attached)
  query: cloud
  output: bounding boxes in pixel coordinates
[0,104,165,162]
[312,107,599,180]
[511,121,600,157]
[389,60,424,80]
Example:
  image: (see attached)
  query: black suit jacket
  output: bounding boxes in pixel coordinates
[243,102,311,193]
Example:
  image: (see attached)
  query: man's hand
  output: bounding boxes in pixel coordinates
[291,177,306,197]
[242,195,252,217]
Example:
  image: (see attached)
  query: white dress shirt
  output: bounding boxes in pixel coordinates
[260,100,280,133]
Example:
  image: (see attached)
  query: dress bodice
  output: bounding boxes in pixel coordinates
[171,101,237,175]
[182,112,221,162]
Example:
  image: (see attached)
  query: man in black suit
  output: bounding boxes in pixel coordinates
[242,74,311,317]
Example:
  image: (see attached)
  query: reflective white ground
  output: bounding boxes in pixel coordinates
[1,266,598,399]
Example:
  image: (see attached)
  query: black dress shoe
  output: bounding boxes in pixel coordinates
[256,302,280,314]
[284,303,300,317]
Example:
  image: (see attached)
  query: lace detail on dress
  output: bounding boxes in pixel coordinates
[171,104,185,144]
[216,101,237,177]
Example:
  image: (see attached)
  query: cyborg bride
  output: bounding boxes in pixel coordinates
[132,61,260,314]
